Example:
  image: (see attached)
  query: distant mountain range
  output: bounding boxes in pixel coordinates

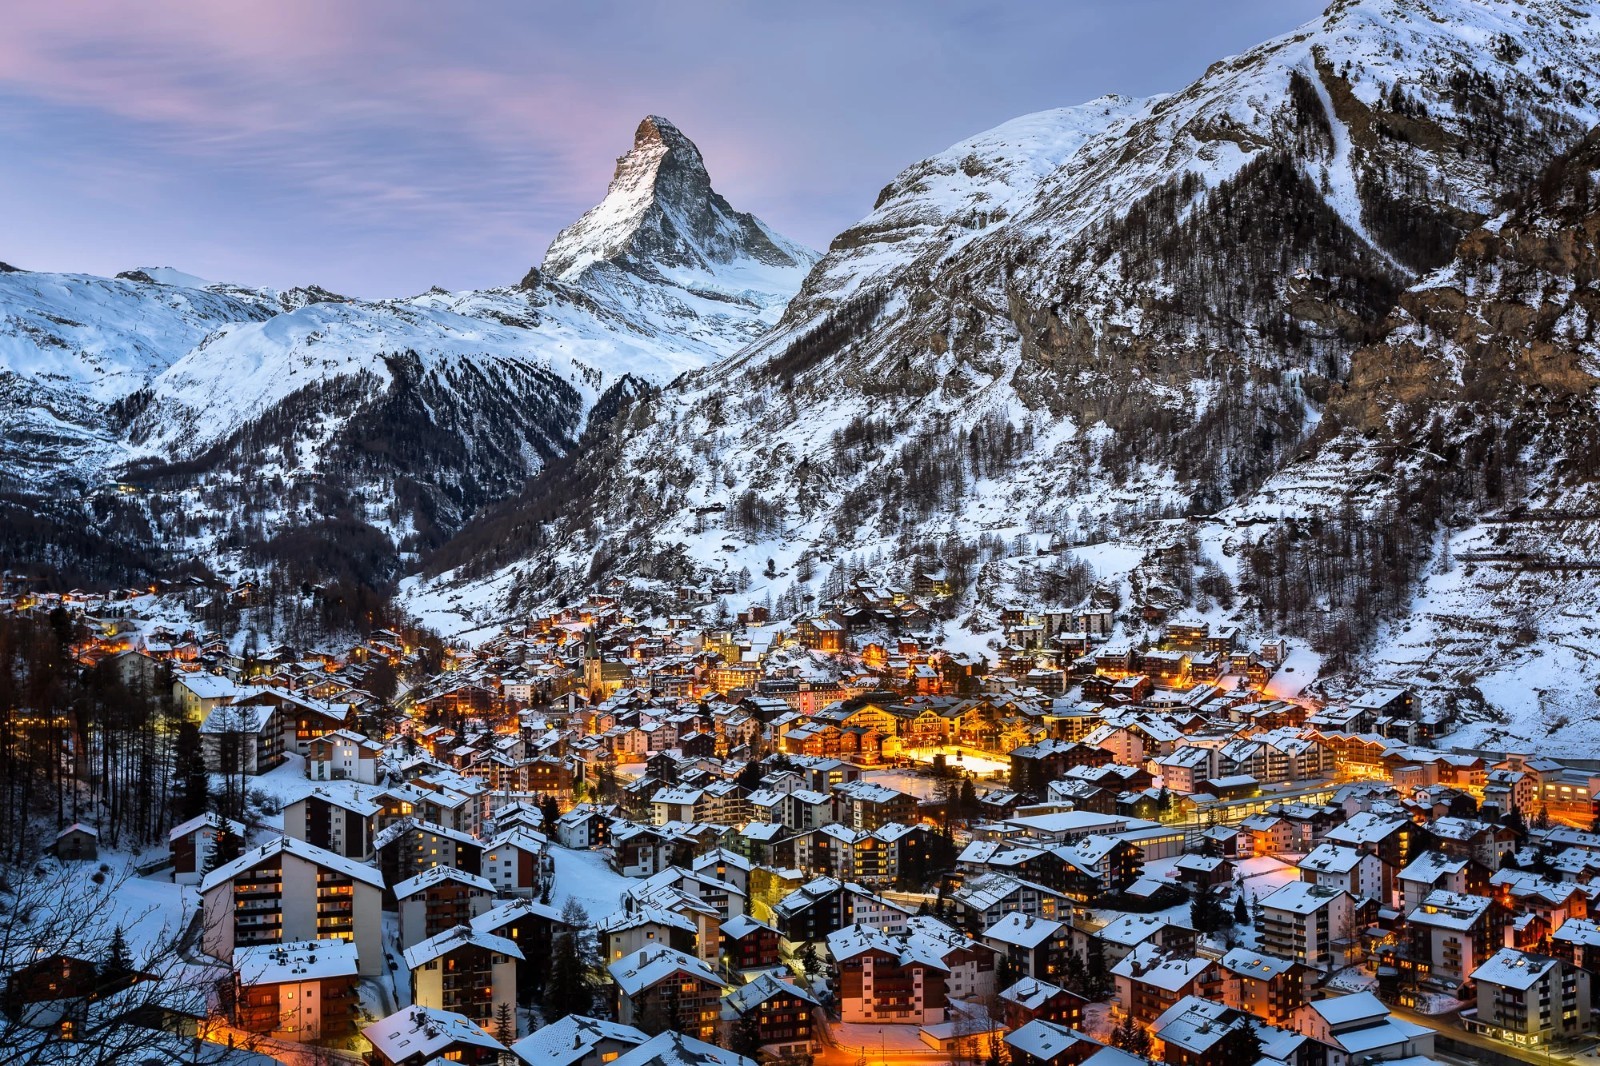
[10,0,1600,752]
[0,115,817,587]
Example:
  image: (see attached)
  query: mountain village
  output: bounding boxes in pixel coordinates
[8,568,1600,1066]
[9,0,1600,1064]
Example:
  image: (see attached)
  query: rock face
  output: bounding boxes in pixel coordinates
[543,116,814,284]
[1217,123,1600,750]
[0,118,816,589]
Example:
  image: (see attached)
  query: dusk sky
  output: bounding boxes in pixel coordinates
[1,1,1326,297]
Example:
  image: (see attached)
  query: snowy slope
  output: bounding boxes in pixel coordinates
[0,116,816,583]
[410,0,1600,649]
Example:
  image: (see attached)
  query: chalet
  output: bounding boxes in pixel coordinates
[307,729,382,783]
[1151,995,1305,1066]
[721,913,781,972]
[1468,948,1592,1045]
[1216,947,1305,1026]
[772,877,910,946]
[1256,882,1354,972]
[403,925,521,1032]
[999,977,1087,1032]
[1111,943,1216,1024]
[363,1006,507,1066]
[1006,1019,1100,1066]
[1407,890,1510,992]
[720,972,819,1059]
[608,945,727,1042]
[827,916,996,1025]
[509,1016,649,1066]
[281,790,380,861]
[1291,992,1434,1066]
[232,938,360,1042]
[983,913,1070,983]
[201,836,385,976]
[394,866,495,950]
[472,898,570,1003]
[169,812,247,885]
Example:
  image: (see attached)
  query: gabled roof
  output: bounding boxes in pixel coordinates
[1005,1020,1094,1063]
[609,1032,756,1066]
[363,1006,505,1060]
[394,865,495,900]
[1473,948,1559,991]
[510,1015,648,1066]
[202,835,383,893]
[983,912,1065,949]
[402,924,523,970]
[608,945,726,997]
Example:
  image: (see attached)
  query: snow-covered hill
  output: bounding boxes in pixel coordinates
[0,117,816,586]
[409,0,1600,699]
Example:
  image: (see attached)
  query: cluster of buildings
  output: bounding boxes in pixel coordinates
[17,577,1600,1066]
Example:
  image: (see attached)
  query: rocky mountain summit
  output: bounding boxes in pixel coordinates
[543,115,814,285]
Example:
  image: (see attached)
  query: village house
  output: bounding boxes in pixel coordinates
[1468,948,1592,1046]
[607,945,727,1042]
[231,938,360,1042]
[509,1016,649,1066]
[403,925,521,1032]
[363,1006,507,1066]
[395,866,495,950]
[827,917,996,1025]
[201,836,385,976]
[719,972,820,1059]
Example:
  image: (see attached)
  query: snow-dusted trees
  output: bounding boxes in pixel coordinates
[0,865,261,1064]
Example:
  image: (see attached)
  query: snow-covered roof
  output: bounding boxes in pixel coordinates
[394,864,495,900]
[402,924,523,970]
[1005,1020,1093,1063]
[201,835,383,892]
[363,1006,505,1060]
[233,938,359,986]
[1298,843,1364,875]
[169,811,247,841]
[1219,947,1296,981]
[512,1016,648,1066]
[1472,948,1559,991]
[608,945,725,996]
[983,912,1065,949]
[609,1031,757,1066]
[1108,943,1210,991]
[1259,881,1348,916]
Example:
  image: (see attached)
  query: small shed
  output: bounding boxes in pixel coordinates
[52,823,99,861]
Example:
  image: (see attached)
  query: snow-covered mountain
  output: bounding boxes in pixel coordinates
[0,118,816,586]
[411,0,1600,676]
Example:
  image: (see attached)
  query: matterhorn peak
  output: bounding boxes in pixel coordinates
[538,115,815,286]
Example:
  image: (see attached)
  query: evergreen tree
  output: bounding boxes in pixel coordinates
[494,1001,516,1046]
[102,925,133,987]
[729,1008,763,1058]
[205,828,244,874]
[540,794,561,832]
[1191,888,1228,934]
[1063,951,1089,998]
[958,779,979,820]
[797,941,823,980]
[543,928,592,1020]
[736,759,764,791]
[1233,893,1250,926]
[1217,1018,1264,1065]
[172,721,209,822]
[1111,1015,1152,1059]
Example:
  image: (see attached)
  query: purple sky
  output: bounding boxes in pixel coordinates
[0,1,1325,297]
